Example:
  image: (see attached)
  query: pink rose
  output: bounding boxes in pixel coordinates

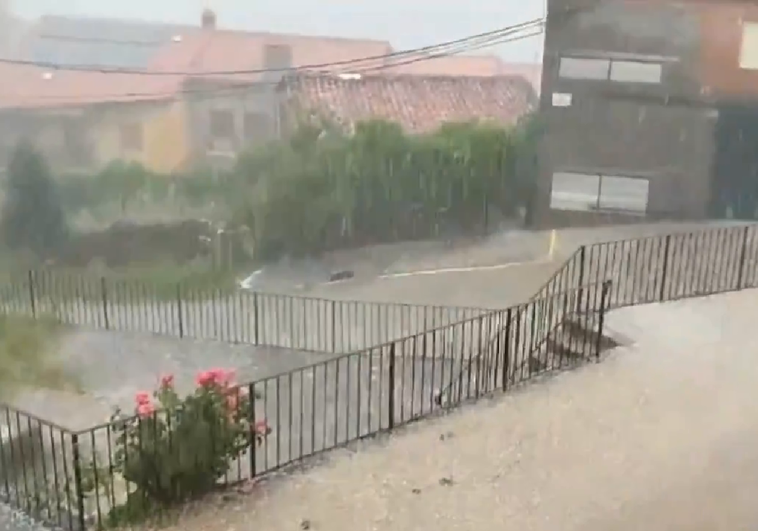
[160,374,175,389]
[137,402,155,418]
[135,391,151,405]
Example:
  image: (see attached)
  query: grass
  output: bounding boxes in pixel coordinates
[0,313,82,402]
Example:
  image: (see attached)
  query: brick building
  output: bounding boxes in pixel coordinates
[533,0,758,227]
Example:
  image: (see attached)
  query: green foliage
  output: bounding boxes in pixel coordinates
[52,116,540,262]
[0,142,69,256]
[235,117,539,259]
[88,370,269,527]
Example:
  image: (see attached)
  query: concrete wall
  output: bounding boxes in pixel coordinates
[535,0,715,227]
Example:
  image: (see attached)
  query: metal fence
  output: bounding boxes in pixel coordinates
[533,223,758,309]
[0,408,80,530]
[0,282,610,530]
[0,270,486,353]
[4,224,758,530]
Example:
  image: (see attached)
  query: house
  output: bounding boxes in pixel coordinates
[0,10,396,173]
[2,10,542,174]
[276,72,537,133]
[533,0,722,228]
[0,63,186,172]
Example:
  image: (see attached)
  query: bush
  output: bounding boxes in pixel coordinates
[0,142,69,256]
[102,369,270,525]
[234,117,540,260]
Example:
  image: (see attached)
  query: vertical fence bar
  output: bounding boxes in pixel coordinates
[736,225,750,290]
[388,343,396,430]
[176,284,184,339]
[658,234,672,302]
[71,433,87,531]
[331,300,337,353]
[27,270,36,319]
[253,292,260,345]
[101,277,109,330]
[596,281,611,361]
[576,246,586,314]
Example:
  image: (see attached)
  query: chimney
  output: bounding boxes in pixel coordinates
[201,8,216,30]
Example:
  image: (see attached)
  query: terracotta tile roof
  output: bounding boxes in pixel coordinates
[0,62,182,109]
[280,73,537,133]
[2,19,393,108]
[388,54,543,93]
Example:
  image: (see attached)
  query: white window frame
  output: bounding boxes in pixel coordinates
[551,172,650,215]
[609,60,662,83]
[740,22,758,70]
[558,57,610,80]
[559,55,663,84]
[598,175,649,214]
[550,172,601,211]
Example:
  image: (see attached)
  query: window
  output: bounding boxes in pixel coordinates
[209,110,235,139]
[550,172,601,211]
[740,22,758,69]
[263,44,293,70]
[558,57,610,80]
[243,112,273,142]
[599,175,649,212]
[550,172,649,214]
[119,123,143,151]
[609,61,662,83]
[559,56,663,84]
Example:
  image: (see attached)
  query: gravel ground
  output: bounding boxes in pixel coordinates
[141,290,758,531]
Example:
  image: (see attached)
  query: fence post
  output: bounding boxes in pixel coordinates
[736,225,750,290]
[71,433,87,531]
[331,300,337,353]
[100,277,109,330]
[502,308,512,392]
[596,281,611,361]
[27,270,36,319]
[248,383,257,478]
[176,283,184,339]
[253,292,260,345]
[575,246,586,315]
[388,343,397,430]
[658,234,672,302]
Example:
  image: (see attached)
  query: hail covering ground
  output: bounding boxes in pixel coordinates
[0,220,753,530]
[137,290,758,531]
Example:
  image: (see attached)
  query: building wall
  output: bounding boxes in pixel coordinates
[0,108,95,171]
[534,0,713,227]
[93,100,189,174]
[697,2,758,99]
[183,80,280,169]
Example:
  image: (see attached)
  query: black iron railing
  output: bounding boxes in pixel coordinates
[0,269,487,354]
[3,223,758,529]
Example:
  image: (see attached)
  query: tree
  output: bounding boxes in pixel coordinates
[0,142,69,256]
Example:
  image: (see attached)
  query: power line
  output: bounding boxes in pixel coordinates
[0,18,544,77]
[0,21,544,106]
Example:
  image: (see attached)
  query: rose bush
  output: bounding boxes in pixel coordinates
[103,368,270,525]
